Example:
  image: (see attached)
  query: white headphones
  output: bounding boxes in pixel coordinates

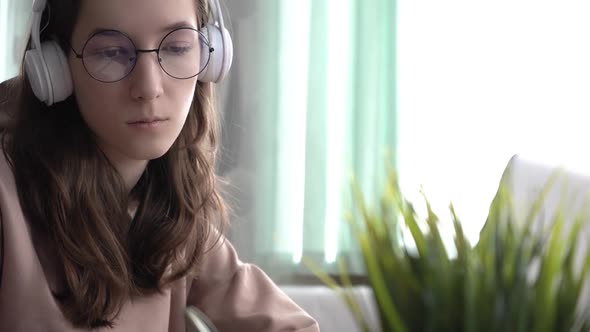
[198,0,233,84]
[24,0,233,106]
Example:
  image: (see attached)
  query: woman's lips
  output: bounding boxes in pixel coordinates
[127,118,168,129]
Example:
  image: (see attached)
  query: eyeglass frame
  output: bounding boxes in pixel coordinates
[70,27,214,83]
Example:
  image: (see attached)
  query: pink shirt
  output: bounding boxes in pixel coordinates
[0,151,320,332]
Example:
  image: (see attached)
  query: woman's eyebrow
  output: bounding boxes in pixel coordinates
[160,21,197,32]
[85,21,197,39]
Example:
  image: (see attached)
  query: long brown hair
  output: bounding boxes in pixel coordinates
[1,0,228,328]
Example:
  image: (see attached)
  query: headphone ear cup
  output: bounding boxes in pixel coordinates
[42,41,73,105]
[24,41,73,106]
[25,47,51,104]
[220,27,233,80]
[199,23,233,83]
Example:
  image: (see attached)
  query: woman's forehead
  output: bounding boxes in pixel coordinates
[75,0,200,41]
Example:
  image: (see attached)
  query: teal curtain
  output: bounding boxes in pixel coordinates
[0,0,31,82]
[253,0,396,280]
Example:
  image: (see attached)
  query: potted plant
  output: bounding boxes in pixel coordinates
[306,165,590,332]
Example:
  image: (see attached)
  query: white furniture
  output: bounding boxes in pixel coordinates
[500,154,590,230]
[499,154,590,314]
[280,285,380,332]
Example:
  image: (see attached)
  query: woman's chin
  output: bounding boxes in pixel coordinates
[125,142,174,161]
[137,148,171,161]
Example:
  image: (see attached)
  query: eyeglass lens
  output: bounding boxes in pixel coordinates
[81,28,210,82]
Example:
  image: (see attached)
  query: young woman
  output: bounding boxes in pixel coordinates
[0,0,320,331]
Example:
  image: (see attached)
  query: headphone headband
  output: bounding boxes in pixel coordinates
[30,0,45,53]
[211,0,224,26]
[32,0,46,12]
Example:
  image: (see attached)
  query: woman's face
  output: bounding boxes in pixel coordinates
[69,0,201,165]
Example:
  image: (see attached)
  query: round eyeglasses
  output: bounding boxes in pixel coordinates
[71,27,213,83]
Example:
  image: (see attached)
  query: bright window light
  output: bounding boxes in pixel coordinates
[276,0,312,264]
[397,0,590,244]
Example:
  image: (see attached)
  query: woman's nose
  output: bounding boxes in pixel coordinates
[129,51,164,101]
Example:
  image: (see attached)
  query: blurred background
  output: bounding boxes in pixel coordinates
[3,0,590,284]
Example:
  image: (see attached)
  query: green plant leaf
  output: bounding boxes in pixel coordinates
[305,162,590,332]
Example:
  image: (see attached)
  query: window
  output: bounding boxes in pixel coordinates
[0,0,30,82]
[397,0,590,244]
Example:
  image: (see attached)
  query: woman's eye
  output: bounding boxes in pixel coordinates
[92,47,130,59]
[162,44,193,55]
